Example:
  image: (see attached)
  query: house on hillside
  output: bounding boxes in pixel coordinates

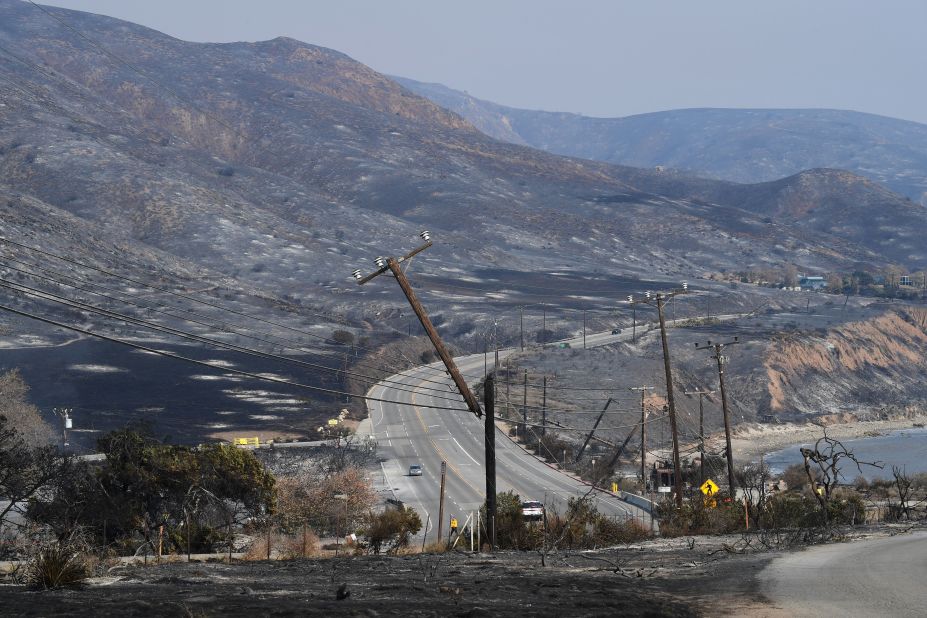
[799,275,826,290]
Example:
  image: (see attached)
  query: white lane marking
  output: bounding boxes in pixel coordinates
[453,437,480,465]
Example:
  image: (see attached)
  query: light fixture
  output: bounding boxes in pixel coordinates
[645,291,651,299]
[627,295,633,303]
[352,269,362,280]
[374,256,386,268]
[682,281,688,290]
[420,230,431,242]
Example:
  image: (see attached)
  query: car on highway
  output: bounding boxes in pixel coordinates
[521,500,545,520]
[611,328,622,334]
[408,464,423,476]
[557,342,571,348]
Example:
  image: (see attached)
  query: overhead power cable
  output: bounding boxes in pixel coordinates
[0,239,462,387]
[0,300,477,413]
[0,276,470,405]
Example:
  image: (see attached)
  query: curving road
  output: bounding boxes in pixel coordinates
[365,327,655,536]
[761,531,927,617]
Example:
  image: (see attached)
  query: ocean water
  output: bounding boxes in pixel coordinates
[762,427,927,482]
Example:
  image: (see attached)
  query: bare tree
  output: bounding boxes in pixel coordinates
[891,466,914,521]
[800,429,882,524]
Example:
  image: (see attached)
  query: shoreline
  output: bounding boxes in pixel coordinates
[726,414,927,462]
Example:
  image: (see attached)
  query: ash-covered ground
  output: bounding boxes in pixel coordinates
[0,534,777,617]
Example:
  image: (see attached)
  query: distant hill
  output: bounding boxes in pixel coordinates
[394,77,927,206]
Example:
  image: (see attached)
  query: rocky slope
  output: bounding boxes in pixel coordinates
[396,77,927,205]
[1,1,927,443]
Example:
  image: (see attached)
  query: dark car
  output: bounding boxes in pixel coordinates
[611,328,622,334]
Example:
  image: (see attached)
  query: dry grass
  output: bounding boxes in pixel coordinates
[26,544,89,589]
[280,530,321,559]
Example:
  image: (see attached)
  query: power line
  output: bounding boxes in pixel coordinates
[0,239,461,388]
[0,258,467,400]
[0,300,478,413]
[0,276,470,405]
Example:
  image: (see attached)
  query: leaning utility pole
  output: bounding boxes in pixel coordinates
[630,284,688,508]
[575,397,615,463]
[684,389,715,486]
[696,338,740,497]
[353,231,482,418]
[354,232,494,545]
[629,387,654,489]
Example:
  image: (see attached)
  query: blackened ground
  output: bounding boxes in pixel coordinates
[0,535,776,617]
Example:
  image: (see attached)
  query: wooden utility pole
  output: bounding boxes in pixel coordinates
[542,307,546,345]
[582,309,587,349]
[522,369,528,434]
[575,398,615,463]
[628,296,637,342]
[520,306,524,351]
[484,373,497,551]
[629,387,655,489]
[656,294,684,509]
[541,376,547,439]
[685,390,715,486]
[696,339,740,497]
[354,235,482,418]
[437,461,447,542]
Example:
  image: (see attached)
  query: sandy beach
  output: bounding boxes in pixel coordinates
[726,414,927,462]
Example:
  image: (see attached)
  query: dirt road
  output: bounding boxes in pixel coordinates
[760,531,927,617]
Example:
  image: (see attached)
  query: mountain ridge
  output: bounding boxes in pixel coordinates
[395,76,927,206]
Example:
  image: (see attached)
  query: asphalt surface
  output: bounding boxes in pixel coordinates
[761,531,927,617]
[366,327,656,538]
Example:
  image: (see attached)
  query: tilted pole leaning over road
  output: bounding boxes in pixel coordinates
[353,232,482,419]
[696,338,740,497]
[354,233,493,543]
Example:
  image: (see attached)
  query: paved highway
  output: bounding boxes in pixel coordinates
[365,326,655,536]
[761,531,927,617]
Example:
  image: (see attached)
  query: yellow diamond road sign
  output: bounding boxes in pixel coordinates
[700,479,719,496]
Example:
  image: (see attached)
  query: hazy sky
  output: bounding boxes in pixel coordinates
[39,1,927,124]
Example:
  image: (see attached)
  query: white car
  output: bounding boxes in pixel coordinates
[409,464,423,476]
[521,500,544,520]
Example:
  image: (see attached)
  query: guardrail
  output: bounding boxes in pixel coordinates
[616,490,656,515]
